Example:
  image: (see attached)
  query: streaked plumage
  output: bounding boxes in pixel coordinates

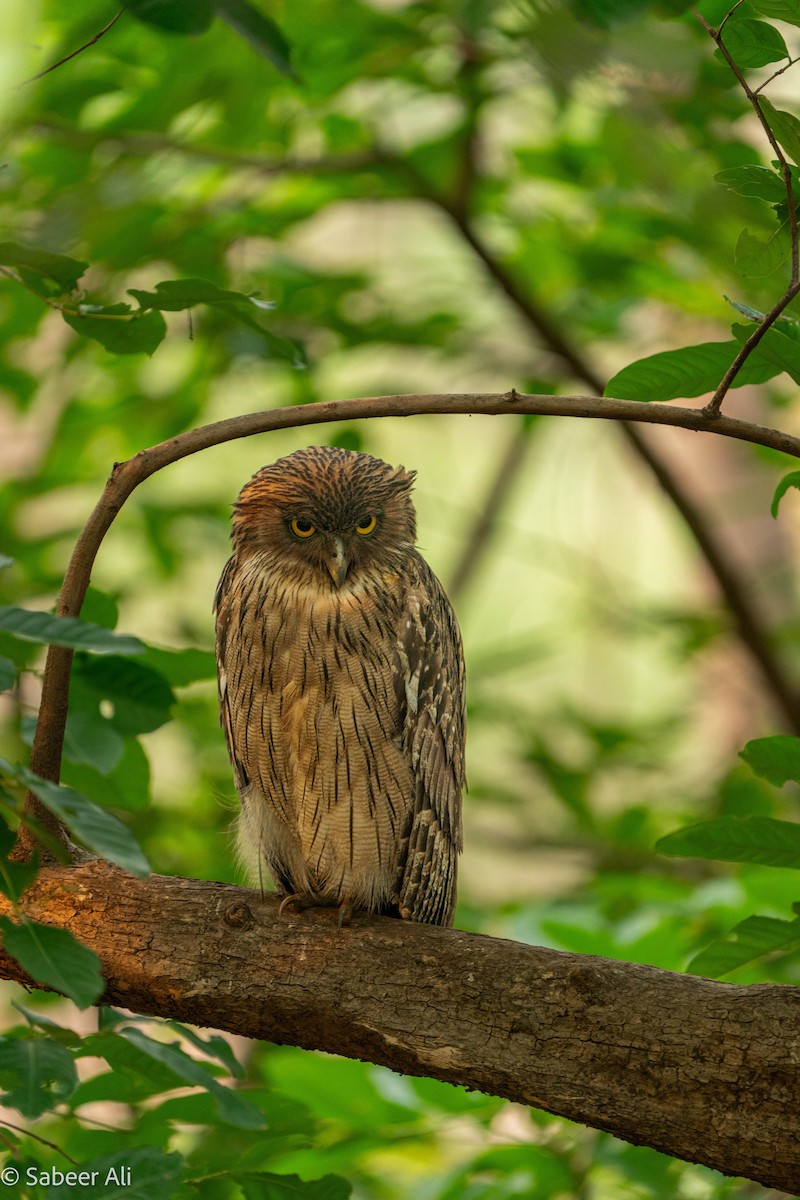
[214,445,465,926]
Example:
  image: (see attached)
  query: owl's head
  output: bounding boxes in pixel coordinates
[231,446,417,587]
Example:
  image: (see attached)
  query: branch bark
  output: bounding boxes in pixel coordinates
[4,862,799,1193]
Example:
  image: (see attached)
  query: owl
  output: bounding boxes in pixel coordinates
[214,445,465,927]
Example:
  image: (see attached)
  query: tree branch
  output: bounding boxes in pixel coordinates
[22,389,800,855]
[3,861,799,1192]
[25,124,800,726]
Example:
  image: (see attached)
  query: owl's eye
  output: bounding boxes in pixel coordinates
[290,517,316,539]
[355,515,378,536]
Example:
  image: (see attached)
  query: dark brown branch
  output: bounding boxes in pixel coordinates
[22,390,800,855]
[3,861,799,1192]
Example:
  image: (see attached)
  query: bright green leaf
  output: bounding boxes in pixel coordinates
[0,657,16,692]
[61,711,125,775]
[715,164,787,201]
[63,306,167,356]
[215,0,296,79]
[0,1035,77,1116]
[0,608,143,656]
[760,98,800,167]
[771,470,800,517]
[73,655,175,735]
[233,1173,352,1200]
[0,242,86,295]
[722,18,788,68]
[688,913,800,977]
[750,0,800,29]
[2,759,151,877]
[605,341,778,401]
[657,815,800,868]
[129,278,304,364]
[735,225,792,277]
[122,0,215,34]
[740,734,800,784]
[140,645,217,685]
[0,822,39,903]
[0,917,104,1008]
[49,1147,184,1200]
[120,1027,266,1129]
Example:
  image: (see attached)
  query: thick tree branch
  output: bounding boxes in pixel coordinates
[3,862,799,1192]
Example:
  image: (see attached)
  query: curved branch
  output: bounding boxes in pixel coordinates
[24,390,800,845]
[4,861,799,1192]
[26,124,800,723]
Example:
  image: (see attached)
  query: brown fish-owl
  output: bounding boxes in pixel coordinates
[214,445,465,926]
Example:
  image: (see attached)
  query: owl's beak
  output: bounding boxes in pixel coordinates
[327,537,351,587]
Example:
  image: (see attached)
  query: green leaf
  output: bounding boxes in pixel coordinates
[657,815,800,868]
[0,607,144,656]
[721,18,788,68]
[63,306,167,356]
[750,0,800,29]
[73,655,175,735]
[120,1027,267,1129]
[0,656,16,692]
[215,0,296,79]
[760,98,800,167]
[140,645,217,685]
[0,917,104,1008]
[129,278,304,364]
[0,242,86,296]
[123,0,215,33]
[715,164,787,201]
[688,913,800,978]
[165,1021,244,1079]
[740,734,800,784]
[49,1147,184,1200]
[771,470,800,517]
[61,711,125,775]
[61,736,151,814]
[735,225,792,277]
[605,340,778,401]
[731,320,800,381]
[0,1035,77,1116]
[0,820,39,903]
[233,1173,352,1200]
[2,760,151,877]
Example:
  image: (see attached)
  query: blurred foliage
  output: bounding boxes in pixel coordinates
[2,0,800,1195]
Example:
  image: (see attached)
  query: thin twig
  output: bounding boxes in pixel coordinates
[17,11,124,89]
[694,8,800,416]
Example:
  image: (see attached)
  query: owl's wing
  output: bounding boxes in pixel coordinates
[213,556,251,794]
[395,553,465,926]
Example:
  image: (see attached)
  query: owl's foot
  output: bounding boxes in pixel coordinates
[277,892,356,927]
[278,892,320,917]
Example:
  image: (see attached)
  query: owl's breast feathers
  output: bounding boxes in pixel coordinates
[215,547,465,924]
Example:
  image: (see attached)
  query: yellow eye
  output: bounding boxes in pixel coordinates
[290,517,316,539]
[355,515,378,536]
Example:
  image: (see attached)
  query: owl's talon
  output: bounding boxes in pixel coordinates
[337,900,354,928]
[278,892,318,917]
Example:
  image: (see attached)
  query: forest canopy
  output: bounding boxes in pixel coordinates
[2,0,800,1196]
